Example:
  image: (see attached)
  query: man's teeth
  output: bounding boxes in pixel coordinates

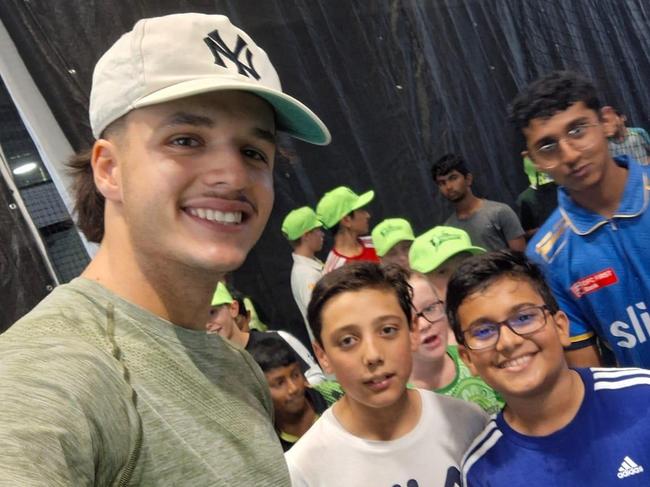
[500,354,532,369]
[189,208,242,224]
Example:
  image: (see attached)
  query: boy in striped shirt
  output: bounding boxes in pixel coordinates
[446,250,650,486]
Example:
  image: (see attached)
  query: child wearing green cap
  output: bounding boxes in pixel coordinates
[370,218,415,270]
[407,226,503,413]
[207,282,326,385]
[281,207,325,344]
[316,186,379,274]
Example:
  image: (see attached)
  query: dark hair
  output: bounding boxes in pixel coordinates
[307,262,413,346]
[247,334,299,372]
[509,71,601,132]
[446,250,559,344]
[66,116,127,243]
[431,153,470,180]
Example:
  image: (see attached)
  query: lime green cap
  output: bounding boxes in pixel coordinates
[409,226,485,273]
[211,282,233,307]
[523,156,553,187]
[316,186,374,229]
[281,206,323,240]
[371,218,415,257]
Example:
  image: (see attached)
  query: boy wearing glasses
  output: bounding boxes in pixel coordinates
[512,71,650,368]
[448,251,650,486]
[286,262,488,486]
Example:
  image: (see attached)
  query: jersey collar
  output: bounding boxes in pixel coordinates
[558,155,649,235]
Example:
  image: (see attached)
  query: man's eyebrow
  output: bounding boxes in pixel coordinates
[160,111,215,128]
[252,127,277,145]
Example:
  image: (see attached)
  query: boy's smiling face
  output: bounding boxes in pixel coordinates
[457,277,571,400]
[314,287,418,410]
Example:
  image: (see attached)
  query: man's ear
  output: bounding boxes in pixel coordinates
[228,300,240,319]
[312,341,334,375]
[409,321,421,353]
[458,344,480,377]
[91,139,123,202]
[600,105,615,120]
[466,173,473,186]
[339,214,353,230]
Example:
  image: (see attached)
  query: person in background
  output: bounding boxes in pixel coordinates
[409,225,485,345]
[512,70,650,368]
[432,153,526,252]
[316,186,379,274]
[408,271,504,414]
[248,334,330,452]
[601,105,650,164]
[448,251,650,487]
[516,155,558,241]
[370,218,415,270]
[282,206,325,344]
[208,283,326,385]
[0,13,330,484]
[286,262,488,486]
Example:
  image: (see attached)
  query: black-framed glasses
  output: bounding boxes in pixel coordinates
[530,123,601,169]
[462,305,549,351]
[414,300,446,324]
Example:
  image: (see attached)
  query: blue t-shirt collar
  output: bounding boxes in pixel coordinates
[558,155,649,235]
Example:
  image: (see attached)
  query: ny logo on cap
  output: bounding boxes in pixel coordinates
[430,233,461,249]
[204,30,261,80]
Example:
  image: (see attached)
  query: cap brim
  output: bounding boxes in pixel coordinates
[133,77,331,145]
[351,190,375,211]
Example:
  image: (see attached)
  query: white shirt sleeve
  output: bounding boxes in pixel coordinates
[277,330,325,385]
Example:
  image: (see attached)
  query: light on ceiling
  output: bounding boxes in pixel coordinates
[12,162,38,175]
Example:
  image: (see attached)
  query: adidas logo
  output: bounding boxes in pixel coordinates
[617,456,644,479]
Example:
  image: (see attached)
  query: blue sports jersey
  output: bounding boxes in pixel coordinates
[527,156,650,367]
[462,367,650,486]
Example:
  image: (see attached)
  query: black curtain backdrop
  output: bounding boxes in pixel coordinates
[1,0,648,345]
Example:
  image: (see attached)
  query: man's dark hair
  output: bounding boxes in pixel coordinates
[446,250,560,344]
[307,262,413,346]
[508,71,601,132]
[67,117,127,243]
[431,153,470,180]
[247,334,299,373]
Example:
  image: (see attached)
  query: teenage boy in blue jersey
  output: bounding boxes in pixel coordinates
[447,251,650,487]
[510,71,650,368]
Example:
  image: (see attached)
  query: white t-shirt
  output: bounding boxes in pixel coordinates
[285,389,488,487]
[290,253,323,344]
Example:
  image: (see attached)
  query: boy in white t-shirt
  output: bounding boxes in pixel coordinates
[285,262,488,486]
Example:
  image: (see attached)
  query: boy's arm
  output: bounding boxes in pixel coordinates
[0,340,139,485]
[498,204,526,251]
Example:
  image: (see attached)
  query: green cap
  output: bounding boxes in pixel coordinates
[211,282,233,307]
[281,206,323,240]
[371,218,415,257]
[523,156,553,187]
[409,226,485,273]
[316,186,375,229]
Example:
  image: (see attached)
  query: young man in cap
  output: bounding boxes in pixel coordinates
[601,105,650,165]
[316,185,379,274]
[448,251,650,487]
[511,71,650,368]
[432,153,526,252]
[516,155,558,241]
[0,13,329,485]
[370,217,415,270]
[282,206,325,344]
[208,283,326,385]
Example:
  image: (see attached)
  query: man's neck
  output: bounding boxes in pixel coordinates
[333,229,362,257]
[410,352,456,390]
[333,388,421,441]
[568,159,628,218]
[503,368,584,436]
[277,400,317,437]
[454,193,482,219]
[82,238,221,331]
[614,126,628,142]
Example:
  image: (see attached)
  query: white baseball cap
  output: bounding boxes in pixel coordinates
[89,13,331,145]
